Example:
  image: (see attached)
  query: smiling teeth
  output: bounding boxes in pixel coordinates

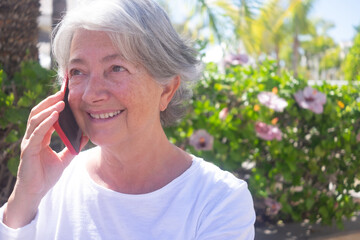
[90,110,122,119]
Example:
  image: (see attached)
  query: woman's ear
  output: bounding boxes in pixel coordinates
[159,75,180,111]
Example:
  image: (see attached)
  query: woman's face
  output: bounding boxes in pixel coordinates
[67,30,165,147]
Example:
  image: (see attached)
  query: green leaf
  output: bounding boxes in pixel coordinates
[306,198,315,210]
[17,95,33,107]
[315,145,325,157]
[7,157,19,176]
[5,129,19,143]
[319,206,329,219]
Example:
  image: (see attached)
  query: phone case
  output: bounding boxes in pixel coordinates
[53,76,82,155]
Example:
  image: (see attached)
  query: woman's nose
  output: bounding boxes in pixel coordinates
[81,74,109,104]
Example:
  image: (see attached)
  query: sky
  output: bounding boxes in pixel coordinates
[311,0,360,43]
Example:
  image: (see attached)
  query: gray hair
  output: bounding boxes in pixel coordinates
[52,0,202,126]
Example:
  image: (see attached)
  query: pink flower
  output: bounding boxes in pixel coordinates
[255,122,282,141]
[257,92,288,112]
[264,198,282,216]
[219,107,229,120]
[224,53,249,66]
[356,133,360,142]
[294,86,327,114]
[189,129,214,151]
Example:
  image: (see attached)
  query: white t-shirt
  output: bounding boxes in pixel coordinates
[0,149,255,240]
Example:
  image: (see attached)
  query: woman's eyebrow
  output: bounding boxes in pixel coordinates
[101,54,122,63]
[69,58,86,65]
[69,54,122,65]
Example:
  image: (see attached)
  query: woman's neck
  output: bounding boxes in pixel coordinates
[86,130,192,194]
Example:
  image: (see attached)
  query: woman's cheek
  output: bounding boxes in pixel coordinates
[68,90,87,133]
[68,77,85,90]
[68,85,85,118]
[68,85,81,102]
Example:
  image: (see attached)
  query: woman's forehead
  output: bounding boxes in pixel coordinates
[70,31,120,60]
[71,30,113,49]
[68,31,146,74]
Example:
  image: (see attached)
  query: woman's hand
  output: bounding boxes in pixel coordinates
[3,91,88,228]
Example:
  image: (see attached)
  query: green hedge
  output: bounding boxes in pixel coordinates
[165,60,360,227]
[0,62,55,176]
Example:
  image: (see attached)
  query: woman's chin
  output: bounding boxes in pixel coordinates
[86,133,119,148]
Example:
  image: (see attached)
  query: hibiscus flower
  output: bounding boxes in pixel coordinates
[189,129,214,151]
[224,53,249,66]
[294,86,327,114]
[255,122,282,141]
[264,198,282,216]
[257,92,288,112]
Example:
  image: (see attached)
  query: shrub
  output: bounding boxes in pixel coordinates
[165,59,360,228]
[0,61,55,187]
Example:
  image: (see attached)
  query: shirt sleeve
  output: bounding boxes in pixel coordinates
[195,181,256,240]
[0,203,37,240]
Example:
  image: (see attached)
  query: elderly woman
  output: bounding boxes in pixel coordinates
[0,0,255,239]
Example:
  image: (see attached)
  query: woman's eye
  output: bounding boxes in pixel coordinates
[112,65,126,72]
[70,69,82,76]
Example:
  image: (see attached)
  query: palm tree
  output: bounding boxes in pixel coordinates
[289,0,316,77]
[185,0,316,74]
[233,0,259,55]
[301,19,336,79]
[52,0,66,27]
[51,0,67,68]
[253,0,316,76]
[251,0,290,67]
[179,0,256,45]
[0,0,40,79]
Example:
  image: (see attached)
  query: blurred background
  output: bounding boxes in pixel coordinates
[38,0,360,81]
[1,0,360,239]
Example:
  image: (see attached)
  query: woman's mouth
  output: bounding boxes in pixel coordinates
[89,110,124,119]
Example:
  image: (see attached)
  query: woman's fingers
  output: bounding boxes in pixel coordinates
[43,126,55,146]
[23,111,60,153]
[24,100,65,140]
[26,91,64,127]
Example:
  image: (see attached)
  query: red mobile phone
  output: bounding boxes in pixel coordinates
[53,76,82,155]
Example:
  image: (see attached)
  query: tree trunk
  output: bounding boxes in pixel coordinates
[51,0,67,68]
[0,0,40,79]
[52,0,66,27]
[292,33,299,78]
